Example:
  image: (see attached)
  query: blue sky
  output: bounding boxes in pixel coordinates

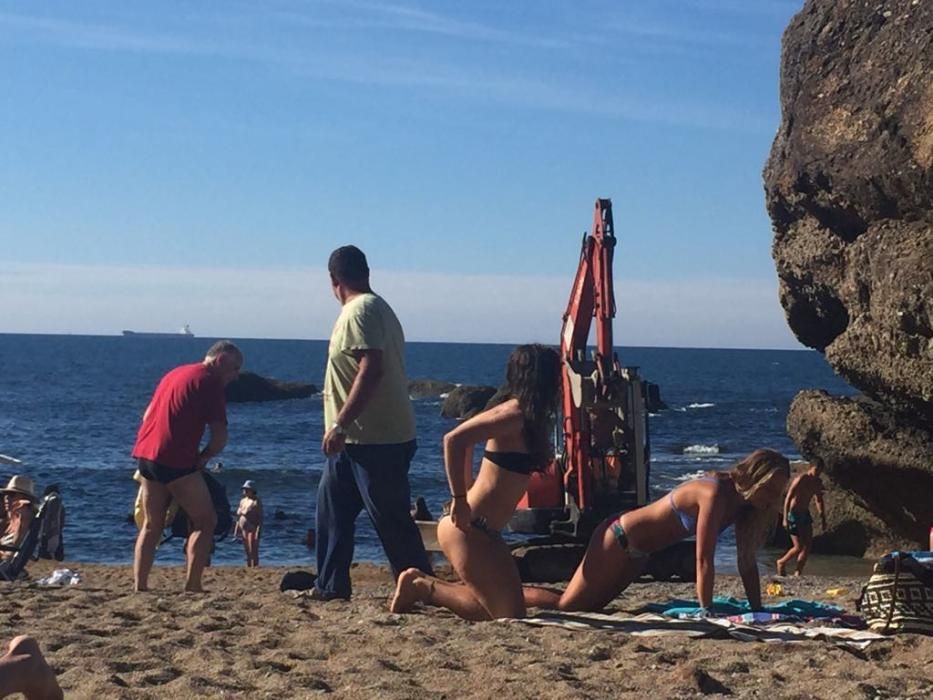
[0,0,805,347]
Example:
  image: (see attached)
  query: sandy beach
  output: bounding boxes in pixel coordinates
[2,559,931,699]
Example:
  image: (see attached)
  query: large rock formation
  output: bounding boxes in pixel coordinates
[765,0,933,555]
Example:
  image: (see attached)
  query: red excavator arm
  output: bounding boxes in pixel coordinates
[510,199,696,583]
[515,198,650,537]
[560,198,618,511]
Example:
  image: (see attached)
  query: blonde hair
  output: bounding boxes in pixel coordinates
[730,448,790,500]
[727,449,790,570]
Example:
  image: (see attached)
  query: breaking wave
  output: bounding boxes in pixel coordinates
[683,444,720,455]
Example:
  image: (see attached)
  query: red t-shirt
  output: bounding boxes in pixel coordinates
[132,363,227,470]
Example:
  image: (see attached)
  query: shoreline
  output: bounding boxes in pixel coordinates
[4,560,932,699]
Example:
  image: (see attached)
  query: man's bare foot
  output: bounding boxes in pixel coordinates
[8,635,64,700]
[775,561,786,576]
[793,570,803,577]
[390,568,426,613]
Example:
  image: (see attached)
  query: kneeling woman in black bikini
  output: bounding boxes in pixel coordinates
[390,344,560,620]
[524,448,790,613]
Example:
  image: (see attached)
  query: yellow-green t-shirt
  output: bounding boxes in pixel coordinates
[323,293,416,444]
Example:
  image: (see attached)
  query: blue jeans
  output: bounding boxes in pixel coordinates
[315,440,433,599]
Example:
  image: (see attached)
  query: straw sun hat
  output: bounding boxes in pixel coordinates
[0,475,38,501]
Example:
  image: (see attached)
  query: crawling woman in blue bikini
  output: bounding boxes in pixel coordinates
[390,344,560,620]
[524,449,790,613]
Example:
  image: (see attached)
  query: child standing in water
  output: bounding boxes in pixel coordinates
[234,480,263,567]
[776,462,826,576]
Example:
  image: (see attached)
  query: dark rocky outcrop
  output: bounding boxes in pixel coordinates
[408,379,457,400]
[226,372,317,403]
[787,391,933,556]
[765,0,933,554]
[483,385,511,410]
[440,385,497,420]
[645,382,668,413]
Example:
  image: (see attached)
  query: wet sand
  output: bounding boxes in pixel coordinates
[3,559,932,699]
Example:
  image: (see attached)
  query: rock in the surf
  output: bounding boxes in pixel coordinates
[440,385,497,420]
[408,379,457,400]
[225,371,317,403]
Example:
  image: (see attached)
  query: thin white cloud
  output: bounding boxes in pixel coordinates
[0,12,216,55]
[681,0,803,18]
[277,1,570,49]
[0,9,772,132]
[0,261,799,350]
[605,18,771,50]
[281,52,771,131]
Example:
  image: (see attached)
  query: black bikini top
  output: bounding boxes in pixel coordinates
[483,450,542,475]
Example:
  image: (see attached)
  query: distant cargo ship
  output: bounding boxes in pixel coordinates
[121,324,195,338]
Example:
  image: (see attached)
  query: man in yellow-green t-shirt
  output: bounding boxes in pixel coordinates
[314,245,432,600]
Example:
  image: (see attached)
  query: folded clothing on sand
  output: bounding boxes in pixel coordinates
[35,568,82,586]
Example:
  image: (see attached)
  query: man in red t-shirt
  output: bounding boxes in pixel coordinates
[131,340,243,593]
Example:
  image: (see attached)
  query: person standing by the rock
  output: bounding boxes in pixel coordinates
[776,461,826,577]
[131,340,243,592]
[314,245,432,600]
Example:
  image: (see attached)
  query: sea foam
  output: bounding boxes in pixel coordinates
[683,444,720,455]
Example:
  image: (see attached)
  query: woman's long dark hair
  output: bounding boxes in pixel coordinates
[506,344,561,463]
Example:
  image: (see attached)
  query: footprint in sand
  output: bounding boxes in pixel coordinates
[253,659,294,673]
[194,619,228,633]
[109,660,157,674]
[46,636,82,652]
[377,659,405,673]
[110,610,142,624]
[187,676,254,693]
[141,667,181,686]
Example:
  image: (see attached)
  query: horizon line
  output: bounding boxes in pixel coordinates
[0,330,811,353]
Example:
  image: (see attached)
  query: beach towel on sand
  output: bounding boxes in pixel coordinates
[646,596,862,627]
[510,610,886,649]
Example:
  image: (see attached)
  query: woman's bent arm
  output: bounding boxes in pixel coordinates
[442,401,525,496]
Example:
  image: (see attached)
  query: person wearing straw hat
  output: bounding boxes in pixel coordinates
[233,480,263,567]
[0,476,38,560]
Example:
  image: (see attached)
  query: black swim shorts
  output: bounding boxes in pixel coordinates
[137,458,198,484]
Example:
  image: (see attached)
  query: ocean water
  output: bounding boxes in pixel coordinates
[0,334,854,569]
